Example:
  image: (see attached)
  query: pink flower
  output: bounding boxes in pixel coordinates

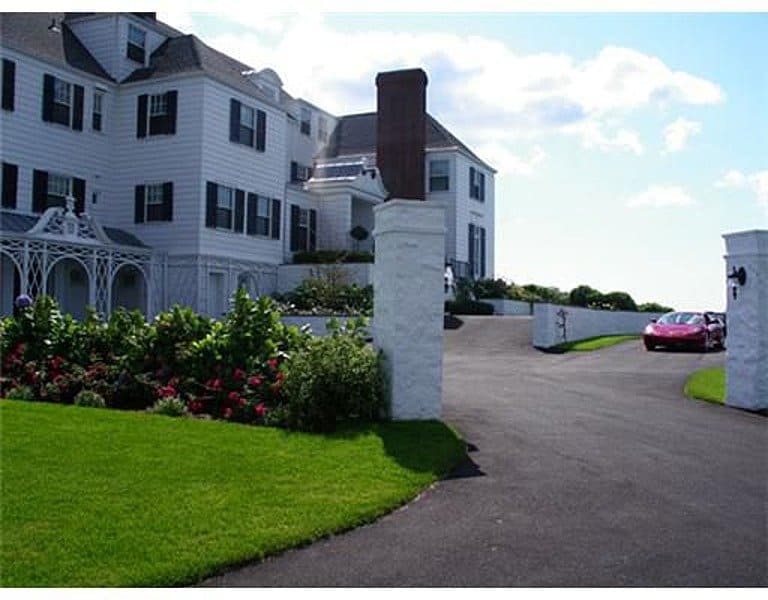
[228,391,239,403]
[232,368,246,380]
[238,398,246,407]
[223,407,233,419]
[248,376,263,387]
[211,378,223,390]
[267,358,278,370]
[254,403,267,417]
[157,385,177,398]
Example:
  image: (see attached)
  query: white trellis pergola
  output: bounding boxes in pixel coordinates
[0,199,162,318]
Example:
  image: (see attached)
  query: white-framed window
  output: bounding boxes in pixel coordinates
[47,173,72,208]
[300,107,311,135]
[318,116,328,142]
[127,24,146,63]
[216,185,234,230]
[429,159,450,192]
[145,183,165,221]
[239,104,255,146]
[149,93,168,117]
[92,89,104,131]
[255,195,270,236]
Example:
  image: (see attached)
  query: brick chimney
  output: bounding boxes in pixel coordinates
[375,68,428,201]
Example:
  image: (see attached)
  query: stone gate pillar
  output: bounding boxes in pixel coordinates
[723,229,768,411]
[372,68,446,420]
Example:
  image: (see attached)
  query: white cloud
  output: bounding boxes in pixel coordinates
[625,185,695,209]
[662,117,702,154]
[716,169,768,214]
[158,13,724,165]
[476,144,547,176]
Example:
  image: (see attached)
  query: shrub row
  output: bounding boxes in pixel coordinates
[292,250,374,264]
[0,290,385,432]
[444,300,494,315]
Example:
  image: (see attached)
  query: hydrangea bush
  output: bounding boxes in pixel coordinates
[1,289,385,432]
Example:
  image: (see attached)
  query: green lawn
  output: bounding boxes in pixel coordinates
[683,366,726,404]
[554,335,640,352]
[0,400,465,587]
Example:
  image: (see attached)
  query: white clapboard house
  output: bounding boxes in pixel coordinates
[0,12,495,318]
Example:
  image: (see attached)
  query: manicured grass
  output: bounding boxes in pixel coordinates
[0,400,465,587]
[554,335,641,352]
[684,366,726,404]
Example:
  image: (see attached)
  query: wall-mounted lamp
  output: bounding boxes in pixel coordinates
[727,266,747,300]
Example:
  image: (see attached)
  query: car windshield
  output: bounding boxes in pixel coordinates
[657,312,703,325]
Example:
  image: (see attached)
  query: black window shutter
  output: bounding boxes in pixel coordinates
[290,205,300,251]
[469,166,475,198]
[72,85,84,131]
[32,170,48,213]
[290,161,298,182]
[234,189,245,233]
[136,94,148,138]
[479,227,486,278]
[229,99,240,143]
[162,182,173,221]
[134,185,145,223]
[479,172,485,202]
[255,109,266,151]
[72,177,86,214]
[2,59,15,111]
[309,209,317,251]
[166,90,177,134]
[246,193,258,235]
[271,199,281,239]
[2,162,18,208]
[205,182,217,228]
[468,223,476,277]
[42,74,55,122]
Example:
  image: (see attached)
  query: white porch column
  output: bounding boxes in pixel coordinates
[373,199,446,420]
[723,230,768,411]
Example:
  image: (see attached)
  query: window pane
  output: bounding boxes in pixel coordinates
[146,184,164,205]
[54,79,70,105]
[93,92,103,114]
[216,208,232,229]
[48,174,70,197]
[240,105,254,128]
[430,160,448,176]
[217,186,233,209]
[129,25,145,47]
[150,94,167,116]
[257,196,270,217]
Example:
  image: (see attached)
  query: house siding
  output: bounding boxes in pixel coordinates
[67,14,119,80]
[198,79,287,265]
[0,47,113,217]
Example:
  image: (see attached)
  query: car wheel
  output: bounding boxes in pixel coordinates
[644,340,655,351]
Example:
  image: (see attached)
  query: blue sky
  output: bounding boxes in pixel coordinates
[160,9,767,311]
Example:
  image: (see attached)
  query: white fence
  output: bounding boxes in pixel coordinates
[533,303,663,349]
[483,298,534,316]
[276,263,373,294]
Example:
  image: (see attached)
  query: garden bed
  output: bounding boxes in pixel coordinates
[0,399,465,587]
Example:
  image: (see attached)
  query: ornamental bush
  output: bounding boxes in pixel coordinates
[282,318,385,432]
[445,300,494,315]
[74,390,106,408]
[2,292,387,431]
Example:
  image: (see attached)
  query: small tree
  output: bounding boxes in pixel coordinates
[349,226,369,251]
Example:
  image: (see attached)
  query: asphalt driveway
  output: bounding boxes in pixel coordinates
[202,316,767,587]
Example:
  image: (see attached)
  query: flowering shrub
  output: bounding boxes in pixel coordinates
[1,290,386,432]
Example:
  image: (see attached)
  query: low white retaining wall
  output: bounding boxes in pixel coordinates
[533,303,663,348]
[484,298,534,316]
[276,263,373,294]
[280,315,372,338]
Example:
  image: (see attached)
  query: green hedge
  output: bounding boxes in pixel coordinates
[445,300,494,315]
[292,250,374,264]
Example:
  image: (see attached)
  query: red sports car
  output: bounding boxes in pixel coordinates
[643,311,725,352]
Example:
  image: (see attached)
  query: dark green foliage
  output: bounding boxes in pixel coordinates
[594,291,638,312]
[349,226,369,242]
[469,278,509,299]
[445,300,494,315]
[569,284,602,307]
[282,320,385,432]
[292,250,374,264]
[74,390,106,408]
[275,269,373,316]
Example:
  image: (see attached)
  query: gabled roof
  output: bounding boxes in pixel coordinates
[321,112,495,172]
[0,13,113,82]
[0,211,147,248]
[122,34,278,107]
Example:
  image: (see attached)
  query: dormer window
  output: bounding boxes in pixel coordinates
[127,24,146,64]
